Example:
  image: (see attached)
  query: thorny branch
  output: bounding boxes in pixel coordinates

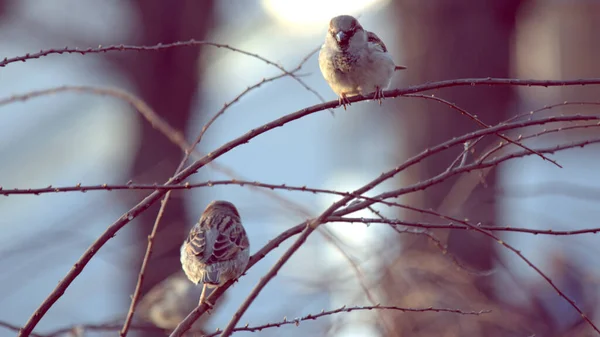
[0,40,331,113]
[4,181,600,236]
[0,305,490,336]
[405,93,561,167]
[9,77,600,336]
[214,117,600,337]
[205,305,490,337]
[366,206,493,276]
[0,40,284,67]
[118,44,321,337]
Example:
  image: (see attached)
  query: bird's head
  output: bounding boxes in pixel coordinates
[327,15,367,51]
[204,200,240,218]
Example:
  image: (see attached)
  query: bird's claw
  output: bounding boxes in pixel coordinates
[201,298,215,315]
[338,93,351,110]
[374,86,384,105]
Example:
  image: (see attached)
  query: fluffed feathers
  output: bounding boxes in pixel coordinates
[180,200,250,306]
[318,15,406,109]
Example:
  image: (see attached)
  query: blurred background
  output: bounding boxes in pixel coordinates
[1,0,600,336]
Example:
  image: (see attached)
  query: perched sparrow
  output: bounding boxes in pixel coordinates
[180,200,250,307]
[318,15,406,109]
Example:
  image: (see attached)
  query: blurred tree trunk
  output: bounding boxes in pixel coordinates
[111,0,214,333]
[517,2,600,336]
[555,2,600,101]
[379,1,526,336]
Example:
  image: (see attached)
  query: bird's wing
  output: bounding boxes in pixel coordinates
[186,213,248,264]
[367,31,407,71]
[208,218,249,263]
[184,222,208,261]
[366,31,388,53]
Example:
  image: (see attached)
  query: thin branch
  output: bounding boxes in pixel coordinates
[48,323,161,337]
[0,321,44,337]
[0,86,188,152]
[3,305,489,337]
[0,41,330,115]
[316,226,395,335]
[0,40,296,70]
[2,116,596,193]
[216,162,481,337]
[17,78,600,337]
[339,116,600,218]
[441,100,600,175]
[477,122,600,164]
[366,207,493,276]
[174,132,600,336]
[218,116,569,337]
[169,219,309,337]
[3,47,316,336]
[405,93,561,167]
[194,46,322,145]
[0,44,336,227]
[168,132,600,336]
[4,180,600,235]
[376,137,600,204]
[330,217,600,236]
[118,46,317,337]
[119,190,173,336]
[206,305,490,337]
[0,83,322,224]
[333,141,600,334]
[505,100,600,125]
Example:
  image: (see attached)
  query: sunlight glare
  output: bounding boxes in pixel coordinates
[261,0,387,29]
[319,172,385,248]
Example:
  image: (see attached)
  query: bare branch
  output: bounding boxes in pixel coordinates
[0,41,330,115]
[206,305,490,337]
[0,40,297,69]
[16,78,600,336]
[217,124,600,337]
[405,93,561,167]
[169,126,600,334]
[3,305,489,337]
[5,180,600,235]
[118,45,320,337]
[0,86,188,152]
[366,207,493,276]
[316,226,395,335]
[339,117,600,218]
[330,217,600,236]
[119,190,173,337]
[0,321,44,337]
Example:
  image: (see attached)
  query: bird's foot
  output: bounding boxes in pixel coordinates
[338,93,351,110]
[374,86,384,105]
[200,298,215,315]
[198,284,214,315]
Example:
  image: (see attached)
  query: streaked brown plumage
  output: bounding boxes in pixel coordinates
[180,200,250,306]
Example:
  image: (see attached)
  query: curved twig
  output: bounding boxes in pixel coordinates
[16,77,600,337]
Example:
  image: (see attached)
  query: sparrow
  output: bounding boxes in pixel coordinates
[180,200,250,308]
[318,15,406,110]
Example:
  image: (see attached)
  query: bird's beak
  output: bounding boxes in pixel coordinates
[335,31,346,44]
